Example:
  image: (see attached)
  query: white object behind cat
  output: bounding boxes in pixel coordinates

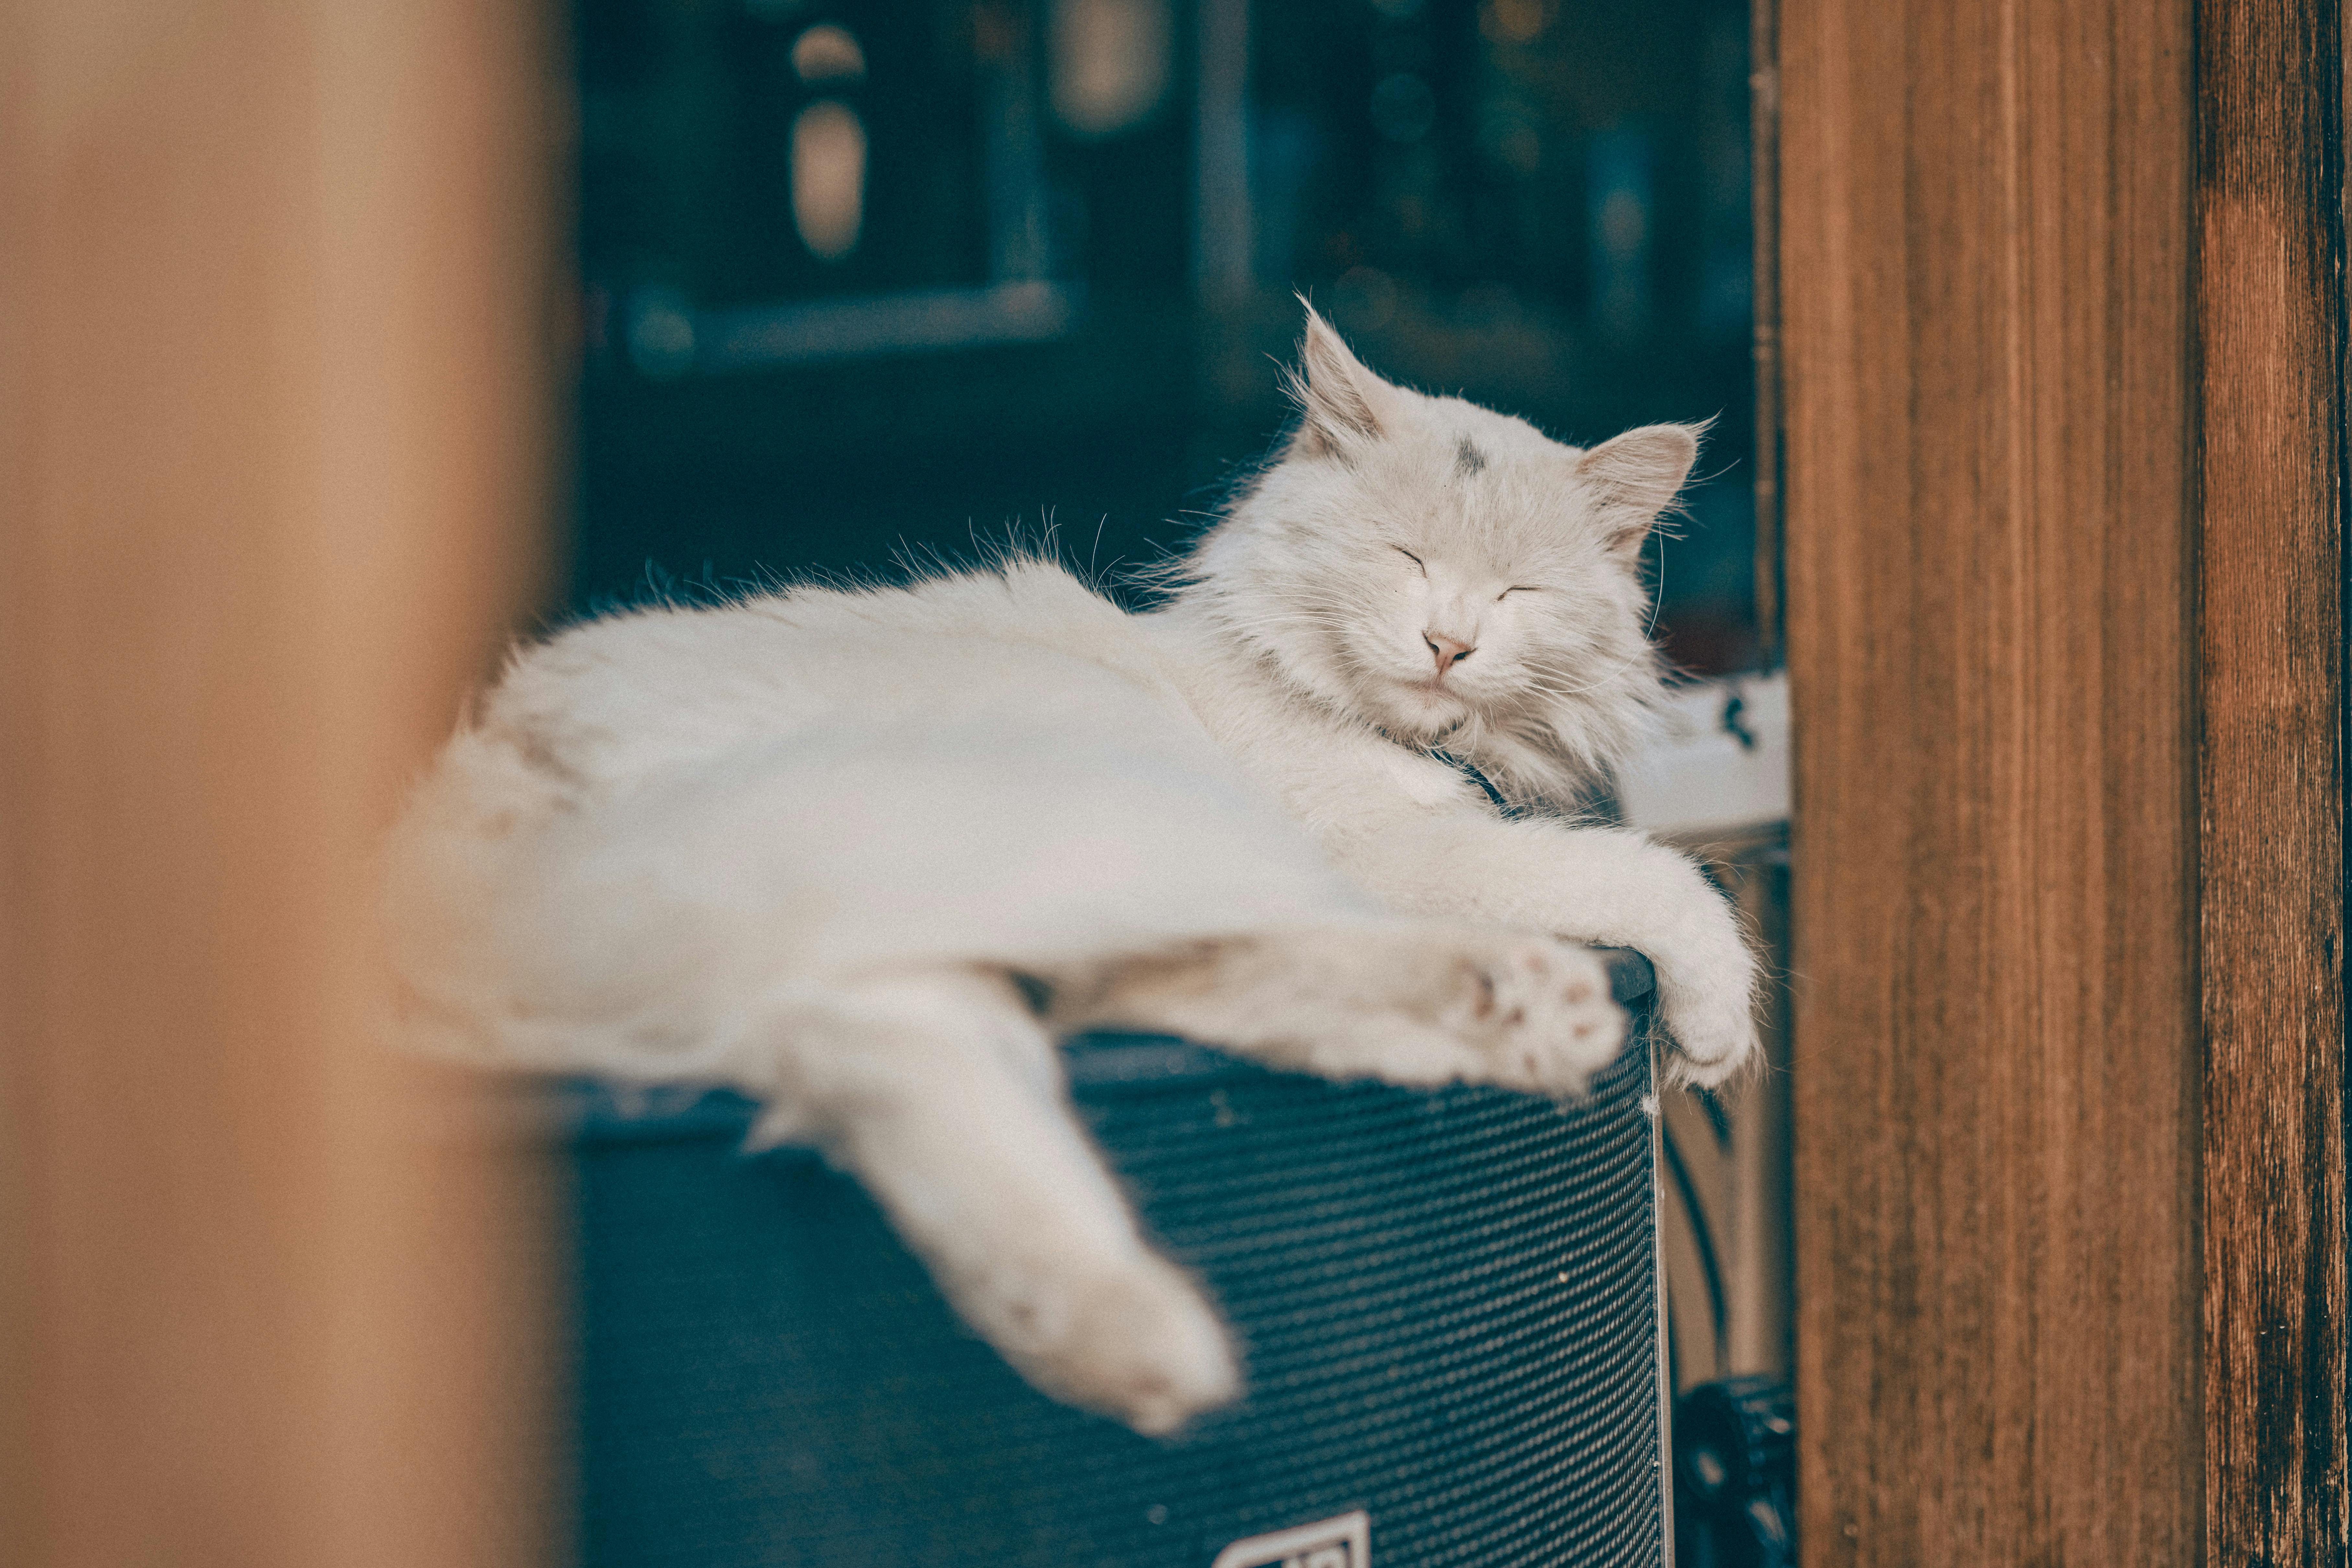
[1618,672,1790,839]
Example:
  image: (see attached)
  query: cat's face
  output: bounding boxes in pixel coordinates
[1183,308,1701,800]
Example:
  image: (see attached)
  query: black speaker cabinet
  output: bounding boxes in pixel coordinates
[566,954,1669,1568]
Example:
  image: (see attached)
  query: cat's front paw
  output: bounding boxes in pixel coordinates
[1645,922,1759,1086]
[1440,936,1628,1097]
[1657,981,1757,1088]
[1611,859,1762,1087]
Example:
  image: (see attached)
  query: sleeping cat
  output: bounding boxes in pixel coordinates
[381,306,1758,1437]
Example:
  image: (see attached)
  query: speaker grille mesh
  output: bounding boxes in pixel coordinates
[573,1022,1663,1567]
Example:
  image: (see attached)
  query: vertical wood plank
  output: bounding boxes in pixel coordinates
[2197,0,2351,1559]
[0,3,559,1564]
[1782,0,2202,1558]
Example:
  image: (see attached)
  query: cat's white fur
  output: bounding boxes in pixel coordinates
[382,308,1758,1436]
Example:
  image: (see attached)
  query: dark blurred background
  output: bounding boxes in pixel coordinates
[567,0,1759,674]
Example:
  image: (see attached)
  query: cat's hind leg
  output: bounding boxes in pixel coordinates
[751,966,1238,1435]
[1050,924,1629,1098]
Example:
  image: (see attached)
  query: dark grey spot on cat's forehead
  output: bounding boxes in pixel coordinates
[1455,437,1487,475]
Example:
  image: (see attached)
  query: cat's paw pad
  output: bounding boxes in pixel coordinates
[1010,1255,1242,1436]
[1444,937,1627,1096]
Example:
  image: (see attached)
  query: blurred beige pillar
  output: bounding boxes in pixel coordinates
[0,4,559,1565]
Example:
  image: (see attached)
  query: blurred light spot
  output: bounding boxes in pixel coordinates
[1479,0,1549,42]
[626,288,697,378]
[1588,130,1654,340]
[1370,73,1435,143]
[1050,0,1171,137]
[792,99,867,261]
[971,1,1018,62]
[1600,188,1648,253]
[1481,98,1544,173]
[696,282,1078,370]
[791,23,867,84]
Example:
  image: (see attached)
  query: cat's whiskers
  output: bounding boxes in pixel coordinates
[1511,653,1658,703]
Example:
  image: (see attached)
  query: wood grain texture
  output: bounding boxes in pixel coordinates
[1782,0,2201,1559]
[2196,0,2350,1559]
[0,3,560,1564]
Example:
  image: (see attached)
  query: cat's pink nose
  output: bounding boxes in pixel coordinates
[1424,631,1476,674]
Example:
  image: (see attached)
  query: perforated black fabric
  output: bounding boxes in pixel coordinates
[571,993,1664,1567]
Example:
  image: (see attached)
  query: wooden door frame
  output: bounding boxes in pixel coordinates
[0,3,561,1562]
[1778,0,2347,1559]
[2196,1,2349,1552]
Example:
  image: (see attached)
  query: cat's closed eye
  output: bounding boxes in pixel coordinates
[1394,547,1426,573]
[1498,586,1541,599]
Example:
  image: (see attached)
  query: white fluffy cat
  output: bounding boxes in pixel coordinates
[381,307,1758,1436]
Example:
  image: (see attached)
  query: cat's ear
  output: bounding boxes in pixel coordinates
[1575,422,1705,557]
[1286,303,1398,458]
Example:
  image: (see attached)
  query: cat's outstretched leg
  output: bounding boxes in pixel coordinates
[1331,819,1759,1086]
[752,966,1239,1435]
[1050,924,1629,1097]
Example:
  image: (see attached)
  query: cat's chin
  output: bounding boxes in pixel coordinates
[1378,680,1474,739]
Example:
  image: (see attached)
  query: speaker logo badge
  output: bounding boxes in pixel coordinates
[1209,1509,1370,1568]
